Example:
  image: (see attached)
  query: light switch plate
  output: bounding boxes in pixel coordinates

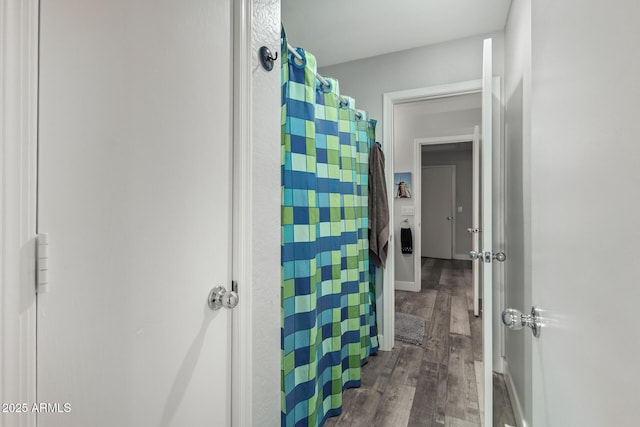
[401,206,415,216]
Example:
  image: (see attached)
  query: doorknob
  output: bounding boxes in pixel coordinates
[446,216,453,220]
[493,251,506,262]
[208,285,239,310]
[501,307,542,337]
[469,250,506,263]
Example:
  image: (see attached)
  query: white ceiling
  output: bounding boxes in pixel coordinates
[282,0,512,66]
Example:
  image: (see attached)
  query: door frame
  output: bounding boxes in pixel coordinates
[420,164,456,262]
[381,79,484,351]
[415,136,474,287]
[382,77,503,426]
[0,0,255,425]
[0,1,39,425]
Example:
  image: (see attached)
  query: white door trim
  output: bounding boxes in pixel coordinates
[232,0,253,425]
[0,0,39,426]
[381,80,482,351]
[415,135,474,287]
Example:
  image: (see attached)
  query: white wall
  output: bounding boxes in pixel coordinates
[250,0,281,425]
[320,31,504,141]
[503,1,532,426]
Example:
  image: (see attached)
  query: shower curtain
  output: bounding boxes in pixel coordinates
[281,32,379,427]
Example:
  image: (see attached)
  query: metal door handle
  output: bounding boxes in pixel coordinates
[446,216,453,220]
[501,307,542,337]
[493,251,506,262]
[469,250,506,263]
[208,285,239,310]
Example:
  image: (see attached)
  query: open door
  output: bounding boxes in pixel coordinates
[480,37,494,427]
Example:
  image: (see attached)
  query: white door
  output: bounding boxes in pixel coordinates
[37,1,234,426]
[527,2,640,425]
[421,166,454,259]
[480,38,494,427]
[471,125,480,317]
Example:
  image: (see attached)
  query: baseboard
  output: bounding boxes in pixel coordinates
[395,280,420,292]
[454,253,471,261]
[377,334,385,351]
[503,359,528,427]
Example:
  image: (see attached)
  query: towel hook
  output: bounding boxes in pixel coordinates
[259,46,278,72]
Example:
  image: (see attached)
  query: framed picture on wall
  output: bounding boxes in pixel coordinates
[394,172,412,198]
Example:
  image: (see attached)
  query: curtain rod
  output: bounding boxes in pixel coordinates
[286,42,363,120]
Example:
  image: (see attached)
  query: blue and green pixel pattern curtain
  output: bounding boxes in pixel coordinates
[281,33,379,427]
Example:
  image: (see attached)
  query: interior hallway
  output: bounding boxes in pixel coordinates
[325,258,515,427]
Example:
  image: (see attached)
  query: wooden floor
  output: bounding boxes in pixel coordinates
[324,258,516,427]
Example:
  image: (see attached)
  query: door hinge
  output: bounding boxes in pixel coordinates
[37,233,50,293]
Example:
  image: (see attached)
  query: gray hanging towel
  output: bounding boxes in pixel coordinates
[401,227,413,254]
[368,142,389,267]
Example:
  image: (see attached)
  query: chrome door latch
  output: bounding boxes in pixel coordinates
[208,284,239,310]
[501,307,542,337]
[469,250,506,263]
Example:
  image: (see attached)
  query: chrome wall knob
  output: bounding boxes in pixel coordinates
[469,250,482,260]
[208,285,239,310]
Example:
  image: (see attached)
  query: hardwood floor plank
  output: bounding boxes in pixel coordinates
[373,384,416,427]
[469,310,483,362]
[438,261,455,286]
[422,257,442,289]
[373,342,403,394]
[434,359,449,425]
[390,344,425,388]
[425,289,452,365]
[361,351,391,388]
[444,415,480,427]
[450,296,471,336]
[415,289,438,326]
[474,361,484,427]
[407,360,439,427]
[446,334,480,423]
[465,277,474,312]
[493,373,517,427]
[332,388,384,427]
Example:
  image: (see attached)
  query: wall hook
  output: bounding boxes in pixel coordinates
[259,46,278,72]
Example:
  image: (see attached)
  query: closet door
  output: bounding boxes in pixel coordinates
[37,1,234,425]
[421,165,455,259]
